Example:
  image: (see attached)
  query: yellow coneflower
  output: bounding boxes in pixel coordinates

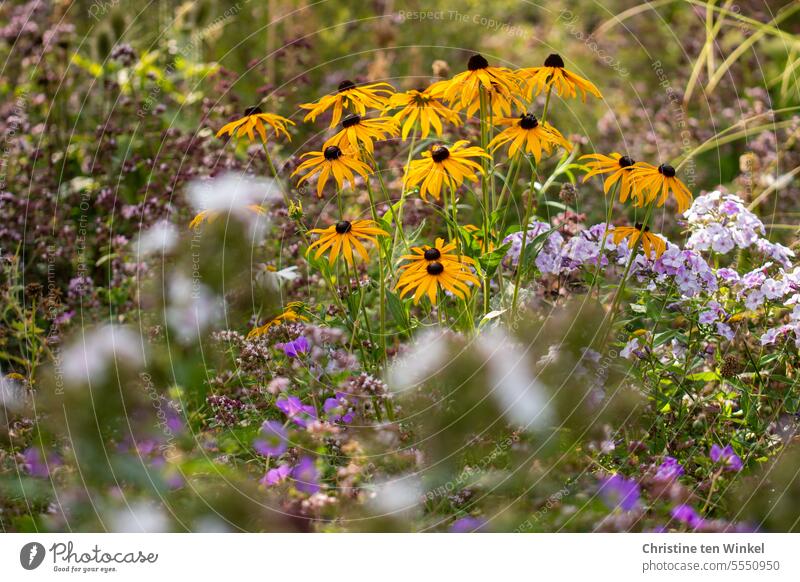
[306,219,388,266]
[323,114,399,156]
[248,302,308,338]
[518,54,602,101]
[384,89,462,139]
[189,205,266,229]
[428,53,521,114]
[398,238,476,276]
[404,140,490,202]
[216,106,295,143]
[580,153,641,205]
[292,145,373,198]
[629,162,693,213]
[395,250,480,305]
[299,80,395,128]
[488,113,572,162]
[612,224,667,259]
[429,77,525,118]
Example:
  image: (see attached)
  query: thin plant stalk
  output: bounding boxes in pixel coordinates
[590,181,621,297]
[365,178,388,364]
[510,157,537,321]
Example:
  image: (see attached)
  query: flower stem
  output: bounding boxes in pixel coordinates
[479,87,491,314]
[590,181,621,297]
[510,159,538,321]
[365,178,388,365]
[607,201,657,327]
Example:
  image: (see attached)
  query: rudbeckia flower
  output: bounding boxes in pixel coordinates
[612,224,667,259]
[292,145,373,198]
[518,54,602,101]
[323,114,399,156]
[429,77,524,118]
[216,106,295,143]
[384,89,462,139]
[299,79,395,128]
[488,113,572,162]
[404,140,490,202]
[397,238,476,276]
[306,219,389,266]
[629,162,693,213]
[395,248,480,305]
[580,153,641,205]
[248,302,308,338]
[428,53,521,114]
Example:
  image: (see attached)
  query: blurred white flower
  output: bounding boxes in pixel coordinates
[166,274,222,344]
[61,326,145,387]
[109,501,170,532]
[254,265,300,293]
[385,329,446,393]
[133,220,178,258]
[477,328,554,432]
[367,475,422,518]
[188,172,279,230]
[0,374,25,413]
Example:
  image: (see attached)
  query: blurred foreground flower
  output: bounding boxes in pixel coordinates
[188,173,279,229]
[598,474,640,511]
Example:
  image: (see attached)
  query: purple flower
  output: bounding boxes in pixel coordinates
[253,420,288,456]
[279,336,309,358]
[710,444,743,472]
[450,517,487,533]
[275,395,317,428]
[22,447,61,478]
[323,393,355,424]
[260,463,291,487]
[598,474,640,511]
[291,456,320,494]
[654,456,684,482]
[671,504,704,528]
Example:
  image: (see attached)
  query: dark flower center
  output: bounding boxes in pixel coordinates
[431,146,450,163]
[424,248,441,261]
[338,80,356,92]
[426,261,444,275]
[341,114,361,128]
[244,105,263,116]
[324,146,343,160]
[658,164,676,178]
[618,155,635,168]
[544,53,565,68]
[335,220,352,234]
[635,223,650,232]
[467,54,489,71]
[519,113,539,130]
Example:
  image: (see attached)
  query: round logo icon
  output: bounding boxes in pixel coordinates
[20,542,46,570]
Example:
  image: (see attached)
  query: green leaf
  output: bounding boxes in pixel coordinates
[479,309,507,327]
[478,242,511,278]
[686,371,720,382]
[386,290,410,333]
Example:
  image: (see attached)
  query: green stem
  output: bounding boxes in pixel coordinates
[479,87,491,315]
[394,129,418,252]
[590,181,621,297]
[365,178,388,365]
[510,158,537,321]
[262,142,292,209]
[607,201,657,327]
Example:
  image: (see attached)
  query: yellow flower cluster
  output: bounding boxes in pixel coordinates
[205,49,692,319]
